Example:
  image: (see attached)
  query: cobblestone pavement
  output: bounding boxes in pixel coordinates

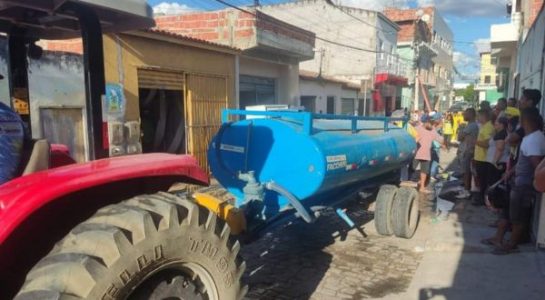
[240,197,428,300]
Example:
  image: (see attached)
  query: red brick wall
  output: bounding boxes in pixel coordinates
[384,7,434,43]
[38,38,83,54]
[384,8,418,22]
[397,22,416,42]
[529,0,545,28]
[155,10,256,42]
[154,10,314,46]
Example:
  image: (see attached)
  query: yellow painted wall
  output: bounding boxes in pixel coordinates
[103,33,237,121]
[479,53,497,84]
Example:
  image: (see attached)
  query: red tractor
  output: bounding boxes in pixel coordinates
[0,1,245,299]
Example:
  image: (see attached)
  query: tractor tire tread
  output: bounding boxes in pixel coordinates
[15,192,247,300]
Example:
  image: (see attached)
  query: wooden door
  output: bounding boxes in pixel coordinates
[185,73,228,171]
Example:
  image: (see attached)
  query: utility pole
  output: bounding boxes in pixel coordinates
[254,0,260,7]
[414,43,420,112]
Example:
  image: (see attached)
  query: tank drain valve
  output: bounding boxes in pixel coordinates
[238,171,265,203]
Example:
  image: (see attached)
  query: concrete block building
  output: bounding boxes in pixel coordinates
[385,7,454,112]
[260,0,409,116]
[154,9,316,109]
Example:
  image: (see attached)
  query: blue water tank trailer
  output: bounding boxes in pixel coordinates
[208,110,417,222]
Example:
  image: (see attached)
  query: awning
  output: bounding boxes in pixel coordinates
[0,0,155,39]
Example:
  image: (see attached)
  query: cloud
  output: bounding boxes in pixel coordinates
[416,0,507,17]
[474,38,491,53]
[454,51,480,68]
[453,45,483,83]
[153,2,195,15]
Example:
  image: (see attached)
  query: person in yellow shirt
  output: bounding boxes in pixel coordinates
[505,106,520,119]
[443,113,454,150]
[452,111,465,140]
[473,109,495,206]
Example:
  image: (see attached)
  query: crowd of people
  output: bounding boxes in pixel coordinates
[408,89,545,255]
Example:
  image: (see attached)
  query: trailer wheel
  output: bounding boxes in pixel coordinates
[392,187,420,239]
[15,192,247,300]
[374,185,398,236]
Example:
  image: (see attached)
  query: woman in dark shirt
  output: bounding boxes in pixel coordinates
[486,117,509,192]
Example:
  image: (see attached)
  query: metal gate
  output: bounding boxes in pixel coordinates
[185,73,228,171]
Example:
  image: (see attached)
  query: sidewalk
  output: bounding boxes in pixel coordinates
[380,148,545,300]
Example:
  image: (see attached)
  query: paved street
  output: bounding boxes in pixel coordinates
[235,148,545,300]
[241,200,427,300]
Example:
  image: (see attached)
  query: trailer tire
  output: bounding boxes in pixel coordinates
[374,185,398,236]
[15,192,247,300]
[392,187,420,239]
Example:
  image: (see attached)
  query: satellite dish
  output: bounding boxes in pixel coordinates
[422,14,431,23]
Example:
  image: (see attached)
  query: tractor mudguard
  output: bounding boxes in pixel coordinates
[0,153,208,245]
[50,144,77,168]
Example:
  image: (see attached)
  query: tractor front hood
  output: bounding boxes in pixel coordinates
[0,0,155,39]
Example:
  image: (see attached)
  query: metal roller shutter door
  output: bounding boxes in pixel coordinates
[137,68,184,90]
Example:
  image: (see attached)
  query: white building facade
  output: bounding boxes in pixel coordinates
[260,0,409,116]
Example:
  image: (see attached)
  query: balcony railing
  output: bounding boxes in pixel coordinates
[376,54,409,79]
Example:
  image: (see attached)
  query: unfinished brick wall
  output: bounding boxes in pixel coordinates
[384,8,418,22]
[396,21,416,42]
[38,38,83,54]
[155,9,314,48]
[383,9,432,43]
[384,7,435,32]
[155,10,256,44]
[528,0,545,28]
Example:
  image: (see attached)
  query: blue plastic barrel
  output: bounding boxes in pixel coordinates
[209,110,416,215]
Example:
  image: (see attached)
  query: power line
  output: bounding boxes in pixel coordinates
[258,0,378,50]
[324,0,397,34]
[212,0,411,60]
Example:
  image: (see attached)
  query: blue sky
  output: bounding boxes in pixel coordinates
[148,0,509,84]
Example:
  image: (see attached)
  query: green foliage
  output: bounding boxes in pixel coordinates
[454,84,475,102]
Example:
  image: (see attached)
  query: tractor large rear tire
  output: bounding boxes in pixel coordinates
[15,192,247,300]
[374,185,398,236]
[392,187,420,239]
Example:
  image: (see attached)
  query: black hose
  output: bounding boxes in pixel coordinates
[265,182,315,223]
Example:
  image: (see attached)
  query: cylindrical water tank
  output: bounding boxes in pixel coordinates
[209,112,416,211]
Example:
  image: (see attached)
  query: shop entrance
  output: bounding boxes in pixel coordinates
[138,69,186,154]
